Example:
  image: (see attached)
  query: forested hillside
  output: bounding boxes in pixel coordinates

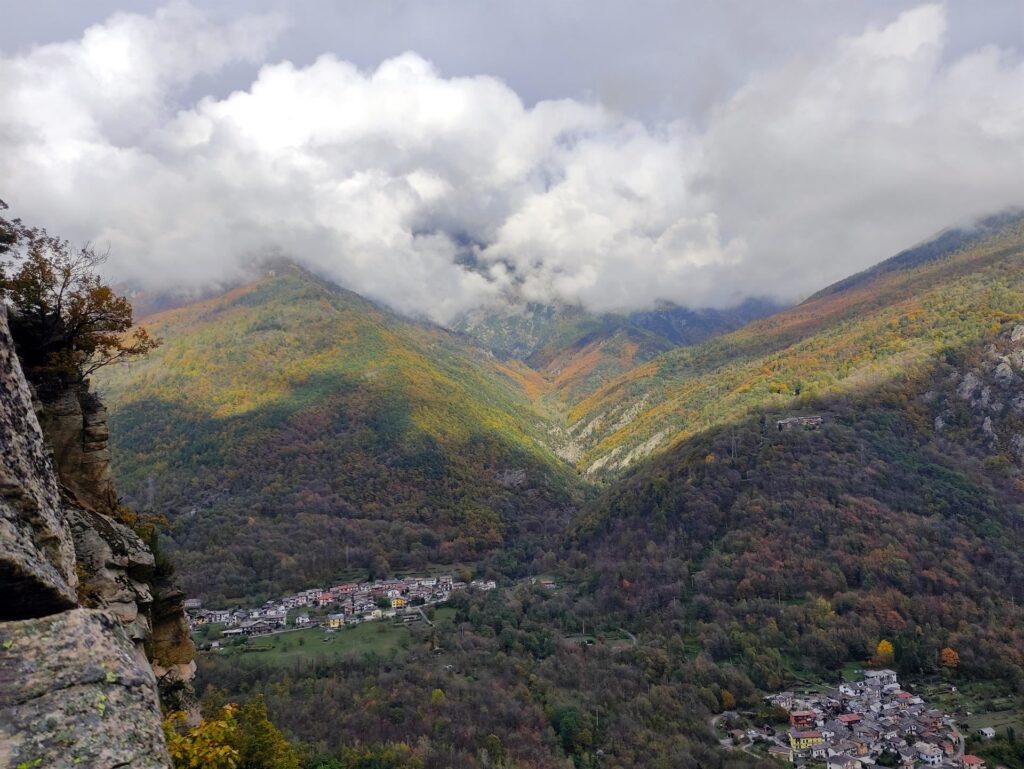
[559,213,1024,691]
[200,321,1024,766]
[573,331,1024,686]
[101,216,1024,609]
[98,267,580,603]
[567,213,1024,475]
[104,214,1024,769]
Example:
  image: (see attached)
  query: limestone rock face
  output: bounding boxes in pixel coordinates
[0,609,170,768]
[0,308,77,620]
[36,386,117,514]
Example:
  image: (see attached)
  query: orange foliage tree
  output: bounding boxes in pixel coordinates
[939,647,960,670]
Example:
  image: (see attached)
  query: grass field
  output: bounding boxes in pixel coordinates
[911,677,1024,733]
[199,603,462,670]
[432,607,458,625]
[193,622,226,645]
[965,710,1024,733]
[840,662,863,682]
[213,621,413,666]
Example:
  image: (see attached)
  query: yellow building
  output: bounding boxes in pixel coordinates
[327,613,345,629]
[391,597,406,609]
[789,730,824,750]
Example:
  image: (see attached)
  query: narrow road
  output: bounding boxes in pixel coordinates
[710,712,736,747]
[711,712,771,759]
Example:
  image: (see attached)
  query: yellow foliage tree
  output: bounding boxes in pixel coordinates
[873,639,895,666]
[164,705,240,769]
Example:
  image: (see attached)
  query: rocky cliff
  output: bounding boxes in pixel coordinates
[0,305,194,768]
[928,323,1024,465]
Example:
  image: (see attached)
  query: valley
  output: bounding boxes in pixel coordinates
[91,213,1024,768]
[5,5,1024,767]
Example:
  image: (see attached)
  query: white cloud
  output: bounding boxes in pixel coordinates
[1,3,1022,324]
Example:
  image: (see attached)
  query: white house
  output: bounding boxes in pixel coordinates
[863,669,898,687]
[914,741,942,765]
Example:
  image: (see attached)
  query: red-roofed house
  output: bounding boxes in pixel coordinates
[961,756,986,769]
[789,710,817,728]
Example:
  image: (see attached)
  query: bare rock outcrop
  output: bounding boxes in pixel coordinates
[0,609,170,768]
[0,306,180,766]
[37,386,118,514]
[67,505,156,657]
[0,309,77,620]
[150,584,199,716]
[928,324,1024,466]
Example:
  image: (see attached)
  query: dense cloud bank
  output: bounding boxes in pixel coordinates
[1,3,1022,323]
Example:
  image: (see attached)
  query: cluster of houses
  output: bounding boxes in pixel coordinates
[761,670,990,768]
[185,575,498,638]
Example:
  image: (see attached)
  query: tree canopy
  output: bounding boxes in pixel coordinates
[0,200,158,395]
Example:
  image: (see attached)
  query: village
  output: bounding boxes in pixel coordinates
[184,574,501,640]
[734,669,998,768]
[187,582,1012,769]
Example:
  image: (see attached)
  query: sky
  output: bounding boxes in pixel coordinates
[1,1,1022,323]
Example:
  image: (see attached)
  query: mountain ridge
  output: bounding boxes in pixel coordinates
[562,213,1024,475]
[99,265,583,603]
[99,212,1024,605]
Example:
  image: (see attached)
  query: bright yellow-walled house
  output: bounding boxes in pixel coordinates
[789,730,824,750]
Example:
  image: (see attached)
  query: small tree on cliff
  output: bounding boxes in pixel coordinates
[0,200,158,396]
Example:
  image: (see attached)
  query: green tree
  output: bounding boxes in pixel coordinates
[232,695,301,769]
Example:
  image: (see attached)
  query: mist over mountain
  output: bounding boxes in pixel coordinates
[3,3,1024,324]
